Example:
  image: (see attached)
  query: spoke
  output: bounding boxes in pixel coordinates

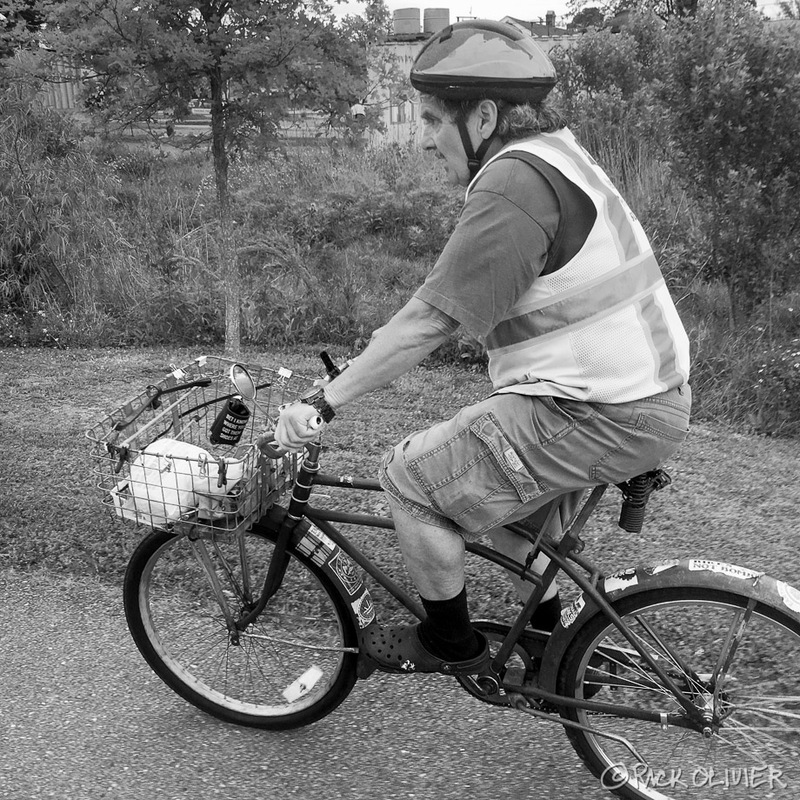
[599,637,676,697]
[735,704,800,721]
[714,720,784,766]
[626,625,707,699]
[241,631,354,653]
[633,613,703,690]
[725,714,800,734]
[168,617,229,662]
[586,664,672,695]
[735,695,800,705]
[596,632,702,712]
[244,635,282,699]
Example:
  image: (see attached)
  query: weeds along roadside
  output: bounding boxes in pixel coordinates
[1,103,798,438]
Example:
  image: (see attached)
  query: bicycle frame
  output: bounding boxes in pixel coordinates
[252,440,710,733]
[114,361,800,787]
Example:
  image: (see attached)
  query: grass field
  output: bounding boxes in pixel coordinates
[2,346,799,622]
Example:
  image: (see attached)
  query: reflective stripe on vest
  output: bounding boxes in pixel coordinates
[469,129,690,403]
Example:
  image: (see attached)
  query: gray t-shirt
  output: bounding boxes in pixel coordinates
[415,151,594,338]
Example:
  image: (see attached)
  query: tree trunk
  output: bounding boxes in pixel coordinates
[209,61,240,356]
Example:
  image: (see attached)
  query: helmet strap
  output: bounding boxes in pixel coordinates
[456,117,495,182]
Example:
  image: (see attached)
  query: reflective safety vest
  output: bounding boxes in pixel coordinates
[472,128,691,403]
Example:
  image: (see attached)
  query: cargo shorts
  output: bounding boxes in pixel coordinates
[378,385,691,540]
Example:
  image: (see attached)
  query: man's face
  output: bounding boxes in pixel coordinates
[420,96,474,187]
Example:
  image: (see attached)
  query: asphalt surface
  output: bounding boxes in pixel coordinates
[0,569,604,800]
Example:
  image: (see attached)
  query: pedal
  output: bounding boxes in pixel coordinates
[458,665,517,706]
[503,666,529,688]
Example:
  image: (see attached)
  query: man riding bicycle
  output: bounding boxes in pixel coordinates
[274,20,691,677]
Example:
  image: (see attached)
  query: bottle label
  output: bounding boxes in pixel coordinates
[210,397,250,445]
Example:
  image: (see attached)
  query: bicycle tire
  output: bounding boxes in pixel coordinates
[123,521,359,729]
[556,586,800,800]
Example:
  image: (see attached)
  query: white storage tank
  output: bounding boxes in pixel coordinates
[393,8,421,35]
[423,8,450,34]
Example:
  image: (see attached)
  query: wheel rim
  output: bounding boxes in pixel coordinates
[563,594,800,799]
[137,532,352,719]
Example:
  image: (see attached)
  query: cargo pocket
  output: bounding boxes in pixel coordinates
[408,412,546,535]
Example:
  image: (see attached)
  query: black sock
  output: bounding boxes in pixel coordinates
[529,593,562,632]
[418,586,482,661]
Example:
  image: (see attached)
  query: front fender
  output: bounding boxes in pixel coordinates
[538,558,800,694]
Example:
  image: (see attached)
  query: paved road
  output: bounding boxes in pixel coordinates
[0,570,605,800]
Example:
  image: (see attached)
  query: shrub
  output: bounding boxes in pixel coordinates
[2,62,799,437]
[0,307,68,347]
[745,338,800,436]
[657,0,800,325]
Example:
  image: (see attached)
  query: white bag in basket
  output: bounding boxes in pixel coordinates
[112,438,246,527]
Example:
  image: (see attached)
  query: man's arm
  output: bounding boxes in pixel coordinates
[325,297,459,408]
[273,297,459,449]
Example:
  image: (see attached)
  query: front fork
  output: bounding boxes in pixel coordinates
[234,440,324,631]
[183,440,327,645]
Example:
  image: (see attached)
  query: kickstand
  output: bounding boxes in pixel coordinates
[508,693,647,766]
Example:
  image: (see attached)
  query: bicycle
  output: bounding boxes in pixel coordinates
[87,354,800,800]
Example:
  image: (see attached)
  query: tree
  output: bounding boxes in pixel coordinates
[659,0,800,327]
[0,0,46,58]
[567,0,698,23]
[552,3,800,330]
[778,0,800,17]
[570,7,605,30]
[42,0,393,353]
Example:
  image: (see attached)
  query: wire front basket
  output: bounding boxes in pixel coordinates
[86,355,315,536]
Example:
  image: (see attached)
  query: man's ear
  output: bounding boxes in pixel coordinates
[476,99,499,141]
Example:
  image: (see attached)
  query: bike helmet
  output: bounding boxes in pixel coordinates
[411,20,557,181]
[410,20,556,105]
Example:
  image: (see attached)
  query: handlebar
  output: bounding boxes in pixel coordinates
[113,378,212,431]
[320,349,356,382]
[257,350,352,459]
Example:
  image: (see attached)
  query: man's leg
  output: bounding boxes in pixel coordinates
[388,495,483,660]
[389,495,465,600]
[488,527,559,603]
[486,493,585,631]
[488,527,562,631]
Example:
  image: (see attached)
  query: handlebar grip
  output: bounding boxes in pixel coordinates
[320,351,341,380]
[257,416,323,459]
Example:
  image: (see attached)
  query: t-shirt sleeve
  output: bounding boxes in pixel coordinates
[414,159,560,339]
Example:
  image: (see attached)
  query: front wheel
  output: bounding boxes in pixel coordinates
[556,587,800,800]
[123,524,358,729]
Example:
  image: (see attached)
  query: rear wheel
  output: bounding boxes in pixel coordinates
[557,587,800,799]
[124,524,358,729]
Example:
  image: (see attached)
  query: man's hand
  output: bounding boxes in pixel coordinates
[274,402,324,451]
